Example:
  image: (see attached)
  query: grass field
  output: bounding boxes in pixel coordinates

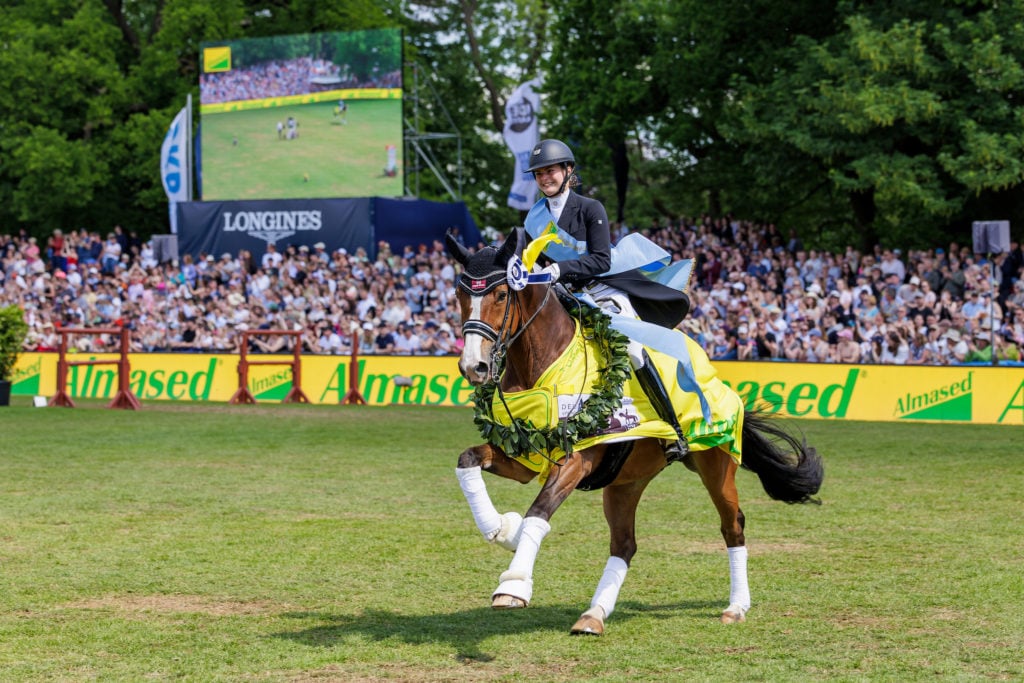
[0,403,1021,681]
[201,100,403,200]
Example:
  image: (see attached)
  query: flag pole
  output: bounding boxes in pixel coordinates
[186,92,193,201]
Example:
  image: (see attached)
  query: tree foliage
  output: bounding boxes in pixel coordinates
[401,0,548,230]
[731,1,1024,248]
[541,0,1024,249]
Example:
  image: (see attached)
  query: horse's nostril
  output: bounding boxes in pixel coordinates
[474,361,489,377]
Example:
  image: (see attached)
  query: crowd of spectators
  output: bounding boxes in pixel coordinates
[635,217,1024,365]
[0,227,464,358]
[200,56,401,103]
[2,216,1023,366]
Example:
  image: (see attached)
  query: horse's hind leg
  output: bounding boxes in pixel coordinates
[571,475,654,636]
[693,446,749,624]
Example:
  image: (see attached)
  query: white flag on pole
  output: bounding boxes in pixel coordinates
[160,106,189,233]
[503,78,542,211]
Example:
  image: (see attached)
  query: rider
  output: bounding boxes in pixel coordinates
[526,138,690,461]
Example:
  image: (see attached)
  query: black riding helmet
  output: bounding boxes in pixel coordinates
[526,139,575,173]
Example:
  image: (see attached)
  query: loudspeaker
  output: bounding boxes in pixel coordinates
[971,221,1011,254]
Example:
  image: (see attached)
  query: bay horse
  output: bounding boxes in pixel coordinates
[446,231,823,636]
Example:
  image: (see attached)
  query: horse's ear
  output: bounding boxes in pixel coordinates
[512,227,527,258]
[497,228,521,263]
[445,229,470,266]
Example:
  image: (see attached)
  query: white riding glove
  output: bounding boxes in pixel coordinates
[540,263,560,282]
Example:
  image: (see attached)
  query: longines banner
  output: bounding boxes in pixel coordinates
[177,197,374,259]
[10,354,1024,426]
[176,197,483,263]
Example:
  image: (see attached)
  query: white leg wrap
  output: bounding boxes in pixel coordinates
[456,467,501,541]
[493,517,550,603]
[727,545,751,613]
[590,556,629,619]
[493,511,524,551]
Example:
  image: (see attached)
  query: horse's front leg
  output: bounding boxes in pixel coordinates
[492,452,590,609]
[456,444,536,551]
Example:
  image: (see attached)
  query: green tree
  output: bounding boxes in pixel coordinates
[541,0,663,224]
[735,1,1024,249]
[648,0,840,232]
[542,0,841,232]
[540,0,1024,249]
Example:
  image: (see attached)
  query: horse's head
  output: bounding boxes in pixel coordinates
[446,229,550,386]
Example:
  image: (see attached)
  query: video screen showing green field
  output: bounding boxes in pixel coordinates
[200,29,403,200]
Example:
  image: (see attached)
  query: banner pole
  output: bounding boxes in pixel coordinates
[187,93,193,201]
[990,252,998,367]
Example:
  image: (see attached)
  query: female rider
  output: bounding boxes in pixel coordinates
[526,138,690,461]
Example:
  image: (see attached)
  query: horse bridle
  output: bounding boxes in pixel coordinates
[458,269,556,382]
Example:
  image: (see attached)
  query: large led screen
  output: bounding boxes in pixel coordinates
[199,29,403,200]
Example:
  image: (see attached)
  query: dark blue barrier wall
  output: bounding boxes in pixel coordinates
[374,197,482,252]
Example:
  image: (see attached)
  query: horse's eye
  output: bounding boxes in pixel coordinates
[495,290,508,303]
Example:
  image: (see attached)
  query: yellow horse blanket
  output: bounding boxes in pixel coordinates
[490,323,745,482]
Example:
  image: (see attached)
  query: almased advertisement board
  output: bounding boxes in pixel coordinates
[718,364,1023,424]
[12,354,475,407]
[11,354,1024,426]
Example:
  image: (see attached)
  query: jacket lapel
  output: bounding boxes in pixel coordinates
[556,192,580,232]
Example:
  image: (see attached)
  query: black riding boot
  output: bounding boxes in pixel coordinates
[634,350,688,463]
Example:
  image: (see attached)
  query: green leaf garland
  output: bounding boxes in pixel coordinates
[471,303,632,457]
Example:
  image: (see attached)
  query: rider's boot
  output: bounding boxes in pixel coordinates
[634,349,688,464]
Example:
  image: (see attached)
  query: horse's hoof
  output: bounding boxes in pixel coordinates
[492,594,528,609]
[720,606,747,624]
[570,614,604,636]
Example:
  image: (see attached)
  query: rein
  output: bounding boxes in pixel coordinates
[493,286,556,377]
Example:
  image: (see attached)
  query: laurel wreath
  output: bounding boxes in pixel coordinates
[471,303,632,457]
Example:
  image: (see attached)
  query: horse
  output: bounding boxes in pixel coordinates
[445,230,824,636]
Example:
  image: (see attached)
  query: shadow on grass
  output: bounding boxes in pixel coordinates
[273,600,719,661]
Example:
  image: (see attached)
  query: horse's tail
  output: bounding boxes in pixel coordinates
[739,409,824,505]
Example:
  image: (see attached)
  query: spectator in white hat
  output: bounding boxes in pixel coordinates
[938,328,968,364]
[358,322,376,355]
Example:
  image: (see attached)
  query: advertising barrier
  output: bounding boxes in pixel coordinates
[10,353,1024,426]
